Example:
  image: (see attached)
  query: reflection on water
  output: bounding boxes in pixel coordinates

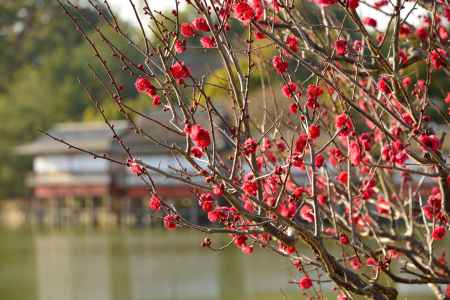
[0,228,296,300]
[0,228,440,300]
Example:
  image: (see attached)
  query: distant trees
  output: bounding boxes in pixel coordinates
[0,0,140,197]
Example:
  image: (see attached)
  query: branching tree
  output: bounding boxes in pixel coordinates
[54,0,449,299]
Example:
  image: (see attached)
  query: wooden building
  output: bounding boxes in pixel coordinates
[17,111,228,227]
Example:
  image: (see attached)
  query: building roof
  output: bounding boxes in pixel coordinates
[16,108,231,157]
[16,121,130,155]
[121,109,229,155]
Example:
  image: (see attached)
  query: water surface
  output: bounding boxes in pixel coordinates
[0,228,438,300]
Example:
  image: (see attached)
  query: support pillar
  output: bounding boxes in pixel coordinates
[191,200,199,225]
[111,197,123,227]
[34,198,45,227]
[55,197,65,228]
[92,196,101,228]
[133,198,145,229]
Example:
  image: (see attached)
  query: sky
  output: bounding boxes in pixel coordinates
[107,0,176,26]
[107,0,425,30]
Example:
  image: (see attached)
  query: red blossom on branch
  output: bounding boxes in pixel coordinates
[192,17,210,32]
[298,276,313,289]
[148,194,161,211]
[335,39,348,56]
[189,124,211,149]
[234,2,255,23]
[180,23,195,37]
[128,159,144,176]
[200,36,216,48]
[163,214,178,230]
[362,17,377,28]
[418,134,441,152]
[335,113,353,137]
[272,55,288,74]
[432,226,447,241]
[170,61,191,80]
[281,81,298,98]
[174,39,186,54]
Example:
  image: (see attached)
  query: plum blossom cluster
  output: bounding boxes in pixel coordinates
[135,77,160,106]
[63,0,450,299]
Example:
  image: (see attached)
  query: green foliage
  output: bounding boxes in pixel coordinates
[83,93,152,121]
[201,33,276,102]
[0,1,141,198]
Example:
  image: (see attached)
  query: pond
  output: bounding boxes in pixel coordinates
[0,227,437,300]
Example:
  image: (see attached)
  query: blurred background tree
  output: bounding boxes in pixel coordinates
[0,0,140,198]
